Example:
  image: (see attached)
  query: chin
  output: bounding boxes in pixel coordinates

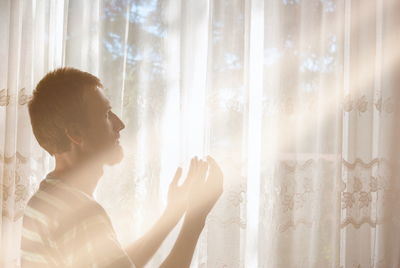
[104,144,124,165]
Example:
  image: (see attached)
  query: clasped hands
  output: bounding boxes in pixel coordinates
[165,156,224,222]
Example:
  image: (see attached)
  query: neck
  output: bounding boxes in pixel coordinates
[51,152,104,196]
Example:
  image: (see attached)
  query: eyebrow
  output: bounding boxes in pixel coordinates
[101,103,111,113]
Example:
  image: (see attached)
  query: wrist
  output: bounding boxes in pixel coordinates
[163,205,184,223]
[185,211,207,228]
[186,202,213,223]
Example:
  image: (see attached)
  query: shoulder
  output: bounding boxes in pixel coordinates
[23,177,107,235]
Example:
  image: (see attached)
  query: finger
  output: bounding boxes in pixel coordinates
[199,160,209,181]
[186,157,196,177]
[207,155,223,177]
[191,158,206,186]
[183,157,198,186]
[201,161,208,180]
[206,155,218,169]
[171,167,182,186]
[206,156,224,189]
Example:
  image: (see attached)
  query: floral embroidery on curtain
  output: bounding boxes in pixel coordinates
[2,0,400,267]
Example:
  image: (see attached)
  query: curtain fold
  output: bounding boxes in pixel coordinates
[0,0,63,266]
[1,0,400,267]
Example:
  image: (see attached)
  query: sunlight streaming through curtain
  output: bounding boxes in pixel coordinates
[1,0,400,267]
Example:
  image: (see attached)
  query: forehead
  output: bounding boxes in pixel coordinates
[85,87,111,112]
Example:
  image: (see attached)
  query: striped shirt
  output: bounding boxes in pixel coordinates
[21,175,135,268]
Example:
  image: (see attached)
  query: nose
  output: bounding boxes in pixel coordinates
[113,112,125,132]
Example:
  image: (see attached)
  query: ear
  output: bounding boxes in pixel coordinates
[65,123,84,146]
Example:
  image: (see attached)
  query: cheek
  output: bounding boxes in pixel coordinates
[85,122,115,146]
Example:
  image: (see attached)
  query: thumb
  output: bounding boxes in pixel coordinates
[171,167,182,186]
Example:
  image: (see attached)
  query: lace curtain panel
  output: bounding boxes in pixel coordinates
[1,0,400,267]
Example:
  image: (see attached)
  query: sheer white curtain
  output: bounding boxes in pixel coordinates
[1,0,400,267]
[0,0,64,266]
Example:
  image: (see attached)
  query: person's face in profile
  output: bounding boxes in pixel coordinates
[79,86,125,165]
